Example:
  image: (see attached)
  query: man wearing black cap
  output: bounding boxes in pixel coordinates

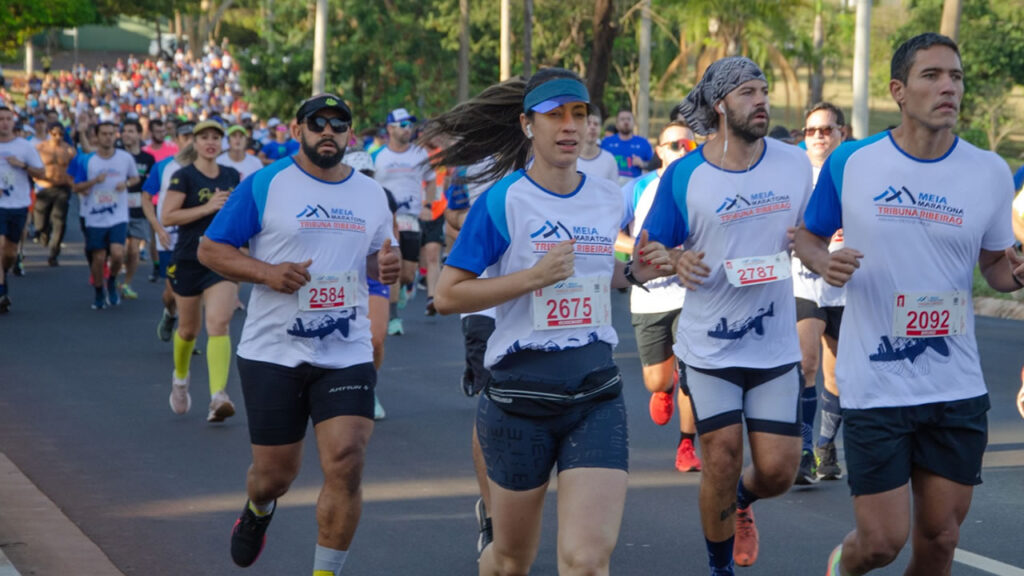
[630,56,814,576]
[199,94,400,575]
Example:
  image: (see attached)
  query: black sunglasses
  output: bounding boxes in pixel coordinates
[306,116,351,134]
[804,125,838,137]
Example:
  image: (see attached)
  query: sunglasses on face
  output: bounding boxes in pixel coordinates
[804,125,838,137]
[389,120,412,128]
[306,116,350,133]
[659,138,697,153]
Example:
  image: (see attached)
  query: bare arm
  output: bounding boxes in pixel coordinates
[140,192,170,247]
[161,188,228,227]
[198,237,312,293]
[614,230,634,255]
[979,247,1024,293]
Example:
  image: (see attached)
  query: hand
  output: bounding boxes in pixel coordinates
[632,231,674,281]
[532,238,576,288]
[265,258,312,294]
[786,226,798,252]
[95,172,107,183]
[675,250,711,290]
[156,227,171,248]
[208,189,230,211]
[5,156,24,169]
[822,247,864,287]
[115,181,127,192]
[419,206,433,221]
[377,239,401,285]
[630,155,644,169]
[1004,246,1024,288]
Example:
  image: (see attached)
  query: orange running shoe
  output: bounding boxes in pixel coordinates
[826,543,843,575]
[733,505,759,566]
[649,372,678,426]
[1017,366,1024,419]
[675,438,702,472]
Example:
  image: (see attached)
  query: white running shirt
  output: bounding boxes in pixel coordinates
[623,171,686,314]
[77,149,136,228]
[372,145,435,218]
[577,149,619,185]
[0,138,43,209]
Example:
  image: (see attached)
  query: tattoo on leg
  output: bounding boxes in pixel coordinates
[720,501,737,522]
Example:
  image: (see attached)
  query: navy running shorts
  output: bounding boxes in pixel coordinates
[157,250,173,279]
[0,207,28,241]
[680,361,802,436]
[237,357,376,446]
[169,259,229,297]
[631,309,680,366]
[420,214,445,246]
[398,230,421,262]
[795,297,844,341]
[843,394,989,496]
[367,277,390,299]
[84,222,127,252]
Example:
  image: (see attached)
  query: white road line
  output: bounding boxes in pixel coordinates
[955,548,1024,576]
[0,549,22,576]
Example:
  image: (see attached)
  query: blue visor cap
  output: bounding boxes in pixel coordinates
[524,78,591,113]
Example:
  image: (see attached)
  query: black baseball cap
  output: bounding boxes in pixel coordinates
[295,94,352,123]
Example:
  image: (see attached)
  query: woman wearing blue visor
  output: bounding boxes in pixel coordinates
[427,69,668,574]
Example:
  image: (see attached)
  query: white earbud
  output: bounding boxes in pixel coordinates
[718,103,725,114]
[525,125,534,139]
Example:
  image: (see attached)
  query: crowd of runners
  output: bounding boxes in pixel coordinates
[1,31,1023,576]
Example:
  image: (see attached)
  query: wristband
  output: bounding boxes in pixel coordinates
[623,261,650,292]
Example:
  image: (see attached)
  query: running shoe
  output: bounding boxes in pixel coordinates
[148,265,159,282]
[170,371,191,414]
[1018,366,1024,420]
[417,274,427,292]
[207,391,236,422]
[815,442,843,480]
[675,438,702,472]
[373,393,387,420]
[121,284,139,300]
[387,317,404,336]
[397,283,408,310]
[794,449,818,485]
[106,278,120,306]
[12,253,23,276]
[231,500,275,567]
[157,309,177,342]
[475,497,493,555]
[825,543,843,576]
[0,294,10,314]
[733,505,759,567]
[425,296,437,316]
[649,390,674,426]
[91,293,107,310]
[48,256,58,267]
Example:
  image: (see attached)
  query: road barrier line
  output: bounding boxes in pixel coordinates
[955,548,1024,576]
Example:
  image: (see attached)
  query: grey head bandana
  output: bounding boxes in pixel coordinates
[677,57,766,136]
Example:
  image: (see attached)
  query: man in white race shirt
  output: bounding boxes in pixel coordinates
[371,107,437,334]
[632,57,813,576]
[219,124,263,181]
[73,121,140,310]
[616,120,703,474]
[0,105,45,313]
[576,110,618,184]
[790,102,848,485]
[199,94,400,575]
[794,33,1024,576]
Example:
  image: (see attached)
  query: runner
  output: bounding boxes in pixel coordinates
[143,118,179,163]
[0,106,45,312]
[793,33,1023,576]
[258,119,299,165]
[371,107,437,333]
[198,93,399,574]
[72,121,139,310]
[161,120,240,423]
[790,102,848,484]
[219,124,264,181]
[577,110,618,184]
[632,57,813,575]
[616,120,702,473]
[119,118,158,299]
[32,121,76,267]
[431,68,633,575]
[600,108,653,184]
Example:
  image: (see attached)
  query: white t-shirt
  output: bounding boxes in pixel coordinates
[446,170,625,368]
[577,149,619,185]
[643,139,813,370]
[204,159,396,369]
[78,149,136,228]
[458,158,499,321]
[804,132,1015,409]
[218,152,263,182]
[0,138,44,209]
[623,171,686,314]
[792,164,846,307]
[372,145,435,217]
[156,159,183,251]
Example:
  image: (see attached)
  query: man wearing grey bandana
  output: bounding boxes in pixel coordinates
[628,56,814,575]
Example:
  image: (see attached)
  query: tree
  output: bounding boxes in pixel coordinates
[587,0,618,117]
[0,0,95,58]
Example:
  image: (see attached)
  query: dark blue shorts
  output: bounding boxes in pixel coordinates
[477,342,629,491]
[169,259,228,297]
[85,222,127,252]
[157,250,173,279]
[0,207,28,242]
[843,394,989,495]
[367,277,389,299]
[237,357,376,446]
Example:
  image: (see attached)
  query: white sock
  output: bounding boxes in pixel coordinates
[313,544,348,575]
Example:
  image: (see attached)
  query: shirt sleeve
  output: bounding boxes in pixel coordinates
[640,161,689,248]
[204,176,261,247]
[24,142,43,170]
[445,189,510,275]
[142,162,163,195]
[620,180,635,232]
[981,162,1017,252]
[803,156,842,238]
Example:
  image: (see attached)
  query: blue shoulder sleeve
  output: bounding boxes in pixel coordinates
[71,152,94,184]
[803,132,885,237]
[142,159,165,195]
[641,151,702,247]
[445,171,522,274]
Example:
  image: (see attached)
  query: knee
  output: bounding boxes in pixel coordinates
[858,531,906,568]
[491,551,533,576]
[250,463,298,499]
[176,327,199,341]
[322,444,367,494]
[917,523,960,556]
[559,545,610,576]
[756,465,797,496]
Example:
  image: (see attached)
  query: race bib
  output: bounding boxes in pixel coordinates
[892,291,966,337]
[532,276,611,330]
[96,192,116,205]
[396,213,420,233]
[299,271,360,311]
[126,193,142,208]
[723,251,791,287]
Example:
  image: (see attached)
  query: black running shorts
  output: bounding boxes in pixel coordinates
[169,259,230,297]
[795,297,844,341]
[237,357,376,446]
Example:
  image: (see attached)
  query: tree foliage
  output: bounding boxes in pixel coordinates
[0,0,96,57]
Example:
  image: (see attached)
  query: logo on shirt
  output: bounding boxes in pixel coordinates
[295,204,367,233]
[287,309,356,339]
[707,302,774,340]
[868,335,950,375]
[873,185,963,227]
[529,220,614,255]
[715,190,791,224]
[89,204,117,215]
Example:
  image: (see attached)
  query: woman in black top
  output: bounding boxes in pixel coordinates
[161,120,242,424]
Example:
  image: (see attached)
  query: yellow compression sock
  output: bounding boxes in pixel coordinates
[207,334,231,396]
[173,332,195,380]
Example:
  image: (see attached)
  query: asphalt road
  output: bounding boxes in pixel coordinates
[1,218,1023,575]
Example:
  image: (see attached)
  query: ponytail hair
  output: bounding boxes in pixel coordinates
[175,142,198,166]
[422,67,586,184]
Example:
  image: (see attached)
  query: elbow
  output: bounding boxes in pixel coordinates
[433,289,457,316]
[197,239,214,269]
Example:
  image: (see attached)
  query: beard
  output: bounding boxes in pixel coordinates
[725,105,770,143]
[302,136,345,169]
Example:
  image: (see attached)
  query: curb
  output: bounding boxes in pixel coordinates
[0,551,20,576]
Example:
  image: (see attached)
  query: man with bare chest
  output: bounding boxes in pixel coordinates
[33,122,76,266]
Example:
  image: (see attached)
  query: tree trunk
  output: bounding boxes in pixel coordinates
[500,0,510,81]
[312,0,327,94]
[174,11,182,44]
[458,0,470,101]
[851,0,871,139]
[808,0,824,108]
[587,0,617,118]
[637,0,651,137]
[940,0,962,42]
[24,39,33,77]
[523,0,533,77]
[210,0,234,40]
[198,0,211,47]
